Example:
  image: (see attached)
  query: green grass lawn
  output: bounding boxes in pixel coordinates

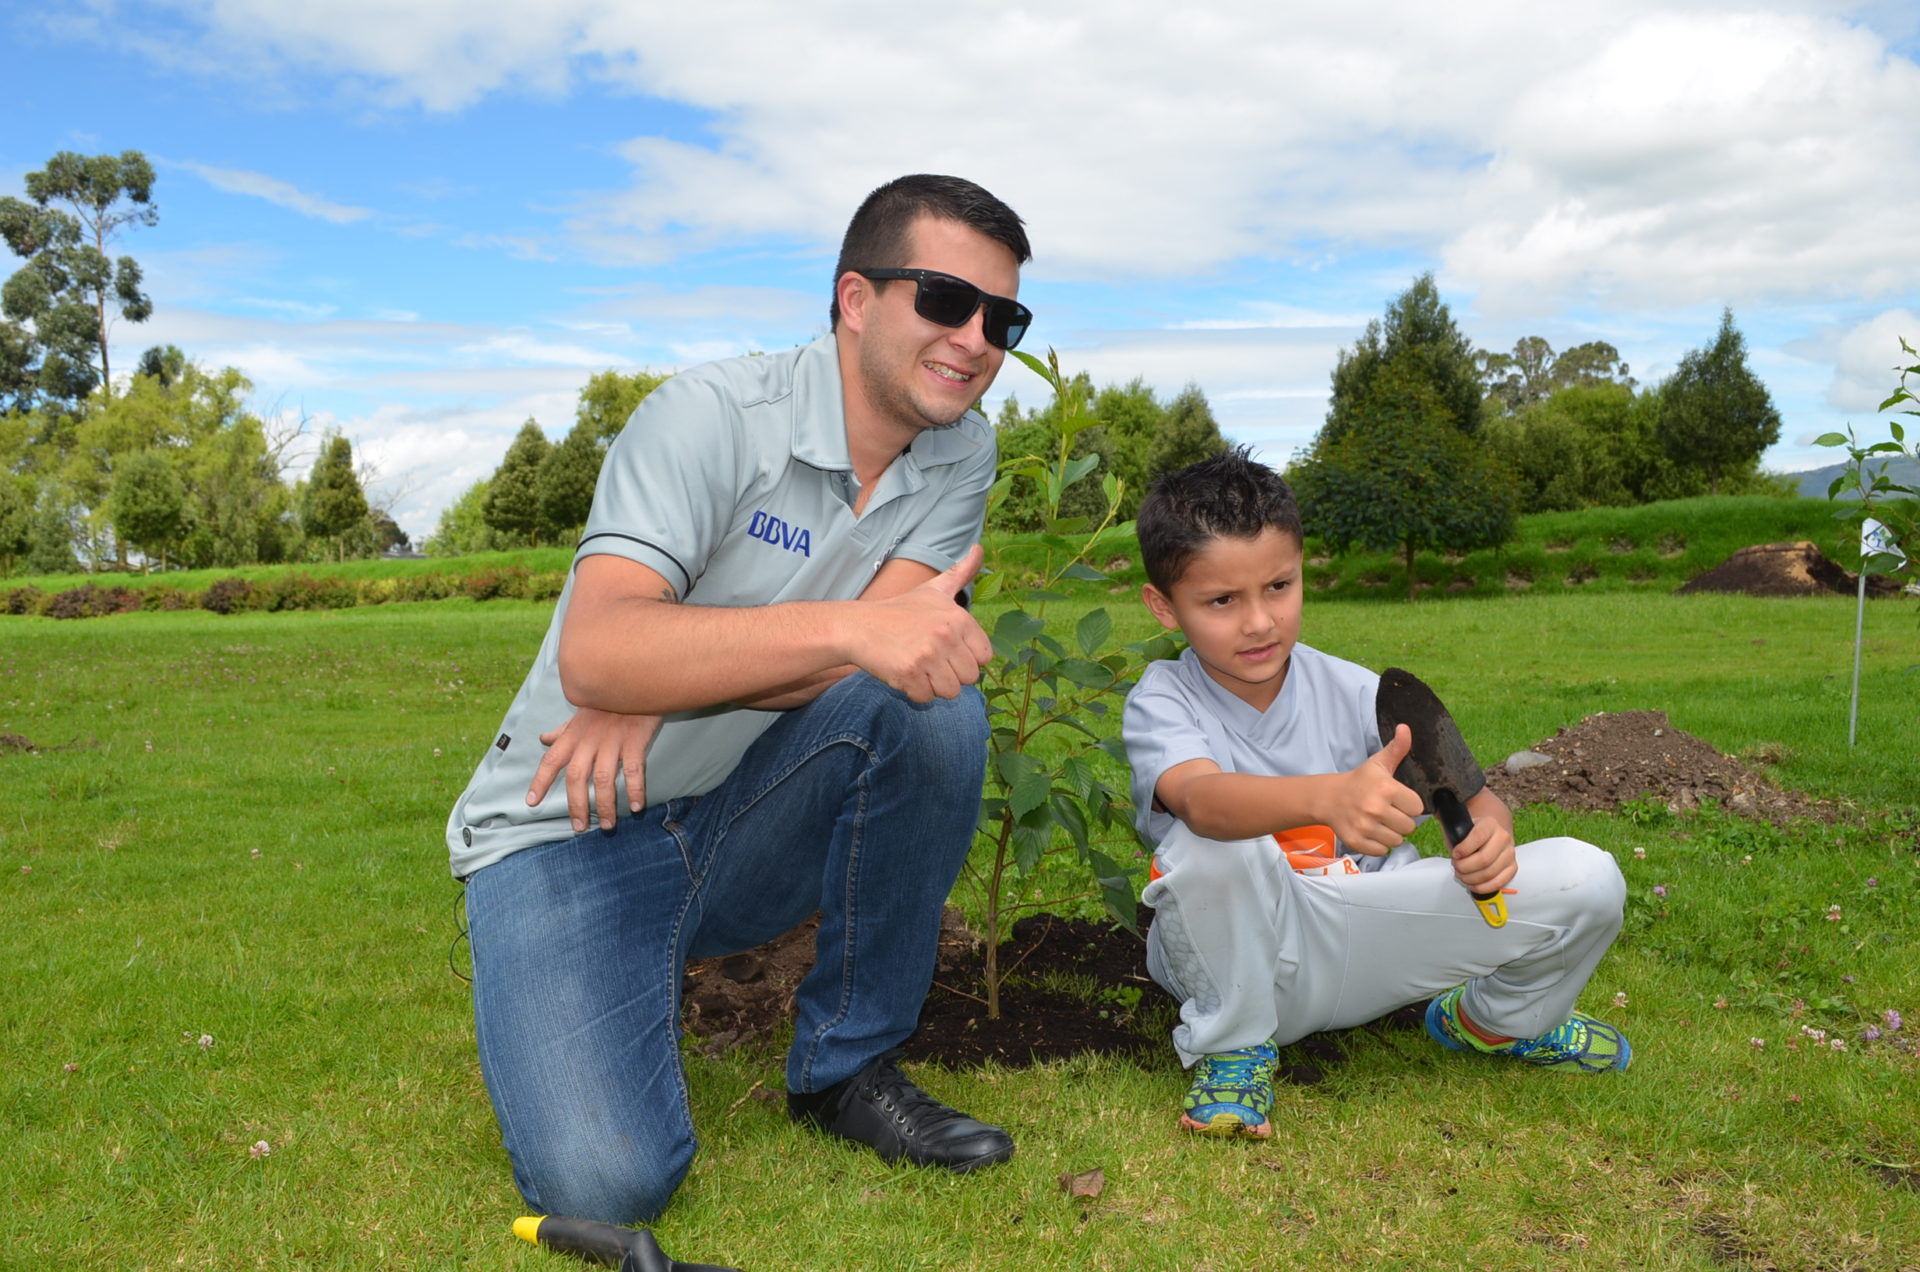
[4,590,1918,1271]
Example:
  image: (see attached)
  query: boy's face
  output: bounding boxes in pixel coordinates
[1142,527,1303,712]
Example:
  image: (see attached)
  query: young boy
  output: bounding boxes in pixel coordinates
[1123,448,1629,1139]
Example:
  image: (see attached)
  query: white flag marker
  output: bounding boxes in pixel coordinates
[1849,518,1906,747]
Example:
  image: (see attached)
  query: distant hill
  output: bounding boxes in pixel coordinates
[1787,454,1920,500]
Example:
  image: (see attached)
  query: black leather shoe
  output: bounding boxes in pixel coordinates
[788,1050,1014,1172]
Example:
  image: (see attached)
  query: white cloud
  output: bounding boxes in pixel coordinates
[337,395,582,537]
[1444,12,1920,312]
[1178,303,1374,331]
[1795,308,1920,413]
[95,1,1917,319]
[453,332,629,368]
[174,159,377,223]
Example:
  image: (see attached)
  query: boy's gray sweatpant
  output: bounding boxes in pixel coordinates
[1142,828,1626,1066]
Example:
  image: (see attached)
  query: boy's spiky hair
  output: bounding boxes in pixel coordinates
[1137,445,1303,592]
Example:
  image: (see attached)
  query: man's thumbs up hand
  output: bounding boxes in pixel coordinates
[851,545,993,702]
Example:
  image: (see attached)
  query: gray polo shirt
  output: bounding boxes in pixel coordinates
[446,335,996,877]
[1122,642,1385,855]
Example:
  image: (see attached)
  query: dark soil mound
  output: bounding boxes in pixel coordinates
[1678,541,1898,598]
[899,907,1165,1068]
[683,905,1414,1080]
[681,908,1169,1069]
[1484,709,1832,822]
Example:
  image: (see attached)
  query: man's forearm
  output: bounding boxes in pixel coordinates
[731,664,857,710]
[560,595,861,715]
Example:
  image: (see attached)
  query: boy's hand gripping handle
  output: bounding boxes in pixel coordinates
[1431,788,1508,929]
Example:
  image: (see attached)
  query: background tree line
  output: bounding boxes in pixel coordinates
[990,377,1227,531]
[1288,273,1785,598]
[0,150,417,576]
[4,150,1792,586]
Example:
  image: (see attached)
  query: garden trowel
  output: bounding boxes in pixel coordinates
[1374,667,1508,929]
[514,1214,742,1272]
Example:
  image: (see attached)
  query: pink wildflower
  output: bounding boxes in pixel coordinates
[1749,1038,1765,1048]
[1653,884,1667,898]
[250,1140,271,1159]
[1887,1009,1904,1032]
[1613,991,1629,1008]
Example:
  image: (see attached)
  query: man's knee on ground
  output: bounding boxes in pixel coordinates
[516,1129,694,1228]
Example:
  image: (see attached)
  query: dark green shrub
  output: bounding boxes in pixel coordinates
[2,586,45,616]
[202,577,256,615]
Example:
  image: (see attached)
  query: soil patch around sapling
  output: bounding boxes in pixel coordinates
[682,905,1427,1081]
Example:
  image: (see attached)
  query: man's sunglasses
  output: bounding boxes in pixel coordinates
[855,268,1033,351]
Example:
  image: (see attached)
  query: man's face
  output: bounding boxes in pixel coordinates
[1142,528,1305,712]
[851,215,1021,434]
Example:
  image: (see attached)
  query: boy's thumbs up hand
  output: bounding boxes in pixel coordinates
[1326,723,1423,856]
[849,545,993,702]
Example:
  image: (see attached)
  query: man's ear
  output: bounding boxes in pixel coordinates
[1141,582,1179,631]
[836,271,871,335]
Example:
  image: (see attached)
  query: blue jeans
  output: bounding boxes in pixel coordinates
[464,673,987,1223]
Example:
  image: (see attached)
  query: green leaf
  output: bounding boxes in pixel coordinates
[990,608,1046,657]
[1075,607,1112,656]
[1060,657,1116,689]
[1061,754,1098,801]
[1049,793,1090,854]
[1062,453,1100,487]
[1812,432,1850,447]
[1011,348,1053,386]
[1010,769,1053,821]
[994,747,1040,791]
[1012,820,1051,874]
[1059,562,1108,582]
[1089,850,1140,934]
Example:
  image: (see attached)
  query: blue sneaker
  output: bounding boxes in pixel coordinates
[1179,1040,1278,1137]
[1426,986,1631,1073]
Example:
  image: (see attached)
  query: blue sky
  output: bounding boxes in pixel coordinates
[7,1,1920,540]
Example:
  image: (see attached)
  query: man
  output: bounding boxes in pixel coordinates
[446,174,1033,1224]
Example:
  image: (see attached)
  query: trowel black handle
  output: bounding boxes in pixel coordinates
[514,1215,742,1272]
[1431,788,1509,928]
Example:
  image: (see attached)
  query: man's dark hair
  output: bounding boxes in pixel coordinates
[830,174,1030,326]
[1137,445,1303,592]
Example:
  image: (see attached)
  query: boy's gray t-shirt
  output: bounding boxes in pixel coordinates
[445,335,996,878]
[1123,642,1384,851]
